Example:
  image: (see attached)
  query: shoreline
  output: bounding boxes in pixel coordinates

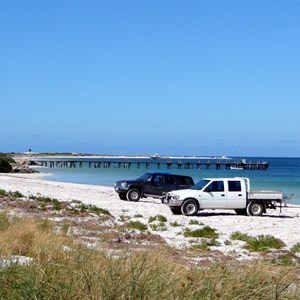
[1,172,300,259]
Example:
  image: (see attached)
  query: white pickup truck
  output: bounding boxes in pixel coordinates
[162,177,285,216]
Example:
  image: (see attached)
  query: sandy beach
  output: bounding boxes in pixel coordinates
[1,172,300,260]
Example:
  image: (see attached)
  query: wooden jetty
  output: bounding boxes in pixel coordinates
[33,157,269,170]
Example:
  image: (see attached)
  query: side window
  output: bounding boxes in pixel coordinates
[206,181,224,192]
[152,175,162,184]
[228,181,241,192]
[176,176,193,185]
[183,177,193,185]
[165,175,175,184]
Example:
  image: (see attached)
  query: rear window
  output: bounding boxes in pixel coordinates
[228,180,242,192]
[164,175,175,184]
[175,176,194,185]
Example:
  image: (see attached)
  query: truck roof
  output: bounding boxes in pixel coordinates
[202,177,249,181]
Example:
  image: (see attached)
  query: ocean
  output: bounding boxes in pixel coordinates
[33,157,300,204]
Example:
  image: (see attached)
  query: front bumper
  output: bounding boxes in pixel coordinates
[114,186,129,194]
[161,194,183,207]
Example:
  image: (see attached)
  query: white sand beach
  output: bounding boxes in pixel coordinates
[1,173,300,259]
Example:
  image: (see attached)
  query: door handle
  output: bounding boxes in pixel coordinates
[238,194,242,196]
[221,194,225,197]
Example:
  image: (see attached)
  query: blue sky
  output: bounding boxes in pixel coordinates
[1,1,299,157]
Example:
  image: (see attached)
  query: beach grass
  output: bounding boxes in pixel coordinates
[231,231,285,252]
[0,214,300,299]
[184,225,219,238]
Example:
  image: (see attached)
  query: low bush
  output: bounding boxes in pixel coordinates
[0,153,15,163]
[190,238,221,251]
[184,226,219,238]
[189,219,204,225]
[0,189,24,198]
[290,243,300,254]
[148,214,167,223]
[127,221,148,232]
[170,221,181,227]
[0,158,12,173]
[231,232,285,252]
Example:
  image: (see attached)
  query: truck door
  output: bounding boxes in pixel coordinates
[200,180,227,208]
[161,174,176,194]
[143,174,164,196]
[226,180,246,209]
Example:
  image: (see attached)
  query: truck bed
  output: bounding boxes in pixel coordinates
[248,190,283,200]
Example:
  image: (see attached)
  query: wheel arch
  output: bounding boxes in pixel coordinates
[181,198,200,216]
[128,185,143,196]
[182,197,200,207]
[247,200,266,213]
[247,200,266,216]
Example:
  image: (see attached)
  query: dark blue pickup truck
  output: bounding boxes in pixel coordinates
[114,171,194,202]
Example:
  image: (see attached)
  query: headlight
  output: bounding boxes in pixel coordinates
[121,182,128,187]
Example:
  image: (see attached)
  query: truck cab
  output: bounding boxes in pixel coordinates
[162,177,284,216]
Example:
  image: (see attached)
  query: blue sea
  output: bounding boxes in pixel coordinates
[34,157,300,204]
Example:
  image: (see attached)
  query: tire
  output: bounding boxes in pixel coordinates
[181,199,199,216]
[118,193,127,200]
[235,209,247,216]
[247,201,264,216]
[126,188,141,202]
[170,207,182,215]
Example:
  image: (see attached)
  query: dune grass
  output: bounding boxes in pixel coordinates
[230,231,285,252]
[0,213,299,299]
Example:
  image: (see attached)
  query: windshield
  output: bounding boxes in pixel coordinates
[137,173,152,181]
[191,179,210,190]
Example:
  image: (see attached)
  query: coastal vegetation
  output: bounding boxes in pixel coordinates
[1,191,300,298]
[0,154,16,173]
[0,213,300,299]
[230,231,285,252]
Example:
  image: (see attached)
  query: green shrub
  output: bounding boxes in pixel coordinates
[0,153,15,163]
[148,214,167,223]
[0,189,9,197]
[190,238,221,251]
[0,158,12,173]
[184,226,219,238]
[248,235,285,252]
[10,191,24,198]
[231,232,285,252]
[290,243,300,254]
[134,214,143,218]
[73,202,111,216]
[149,222,167,231]
[127,221,148,232]
[170,221,181,227]
[0,190,24,198]
[119,215,131,222]
[230,231,251,242]
[189,220,204,225]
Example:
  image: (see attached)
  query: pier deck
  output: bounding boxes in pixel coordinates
[32,157,269,171]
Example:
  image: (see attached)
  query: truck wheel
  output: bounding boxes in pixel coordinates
[170,207,182,215]
[118,193,127,200]
[247,202,264,216]
[181,199,199,216]
[126,188,141,202]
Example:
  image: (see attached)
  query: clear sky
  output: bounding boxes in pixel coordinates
[1,0,299,157]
